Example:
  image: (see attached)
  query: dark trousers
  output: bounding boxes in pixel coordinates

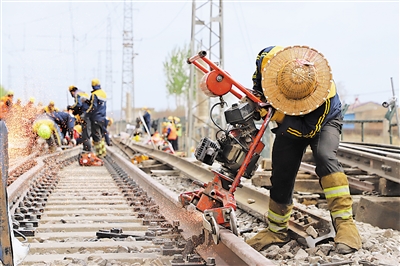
[270,118,343,205]
[81,117,92,152]
[169,138,178,151]
[91,120,105,143]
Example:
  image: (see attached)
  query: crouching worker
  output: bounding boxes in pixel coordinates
[48,110,76,146]
[32,114,62,152]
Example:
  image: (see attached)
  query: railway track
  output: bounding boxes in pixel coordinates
[3,137,400,265]
[5,146,274,266]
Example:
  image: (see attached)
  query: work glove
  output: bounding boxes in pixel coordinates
[258,104,285,123]
[70,139,77,146]
[62,138,68,145]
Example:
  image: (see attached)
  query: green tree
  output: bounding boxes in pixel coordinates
[163,44,191,107]
[0,84,7,98]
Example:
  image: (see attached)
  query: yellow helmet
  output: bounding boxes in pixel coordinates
[7,90,14,96]
[69,85,77,92]
[74,124,82,134]
[49,101,55,106]
[29,97,35,103]
[91,78,101,87]
[37,124,51,139]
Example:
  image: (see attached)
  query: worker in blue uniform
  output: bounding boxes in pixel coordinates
[246,46,361,254]
[68,85,91,151]
[86,79,107,157]
[48,110,76,145]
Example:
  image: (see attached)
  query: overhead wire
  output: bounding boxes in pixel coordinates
[139,2,188,40]
[232,2,254,67]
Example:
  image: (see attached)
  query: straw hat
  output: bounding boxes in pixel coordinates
[261,45,333,115]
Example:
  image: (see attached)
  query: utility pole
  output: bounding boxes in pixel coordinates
[187,0,224,156]
[121,0,134,129]
[69,3,77,85]
[105,17,113,116]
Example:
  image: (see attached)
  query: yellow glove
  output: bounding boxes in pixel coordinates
[271,110,285,123]
[258,106,285,123]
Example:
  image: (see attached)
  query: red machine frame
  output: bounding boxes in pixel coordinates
[179,51,274,239]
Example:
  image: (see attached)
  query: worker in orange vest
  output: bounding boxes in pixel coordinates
[164,117,178,151]
[0,91,14,121]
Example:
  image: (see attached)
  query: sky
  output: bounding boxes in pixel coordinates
[1,1,399,117]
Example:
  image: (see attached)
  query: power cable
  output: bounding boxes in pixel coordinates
[139,2,188,40]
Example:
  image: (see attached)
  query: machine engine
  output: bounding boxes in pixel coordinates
[195,100,264,181]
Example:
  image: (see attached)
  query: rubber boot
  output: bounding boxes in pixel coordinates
[246,199,292,251]
[93,141,103,157]
[99,139,106,158]
[321,172,362,254]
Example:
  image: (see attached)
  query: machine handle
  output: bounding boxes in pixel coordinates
[187,51,263,103]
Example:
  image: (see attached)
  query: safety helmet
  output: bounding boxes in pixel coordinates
[7,90,14,96]
[49,101,55,106]
[74,125,82,134]
[37,124,51,139]
[29,97,35,103]
[91,78,101,87]
[69,85,77,92]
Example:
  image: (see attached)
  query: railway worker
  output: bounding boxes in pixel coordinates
[32,113,63,152]
[174,117,182,151]
[73,124,83,145]
[86,78,107,157]
[67,85,92,152]
[43,100,59,114]
[141,107,152,135]
[245,46,361,254]
[165,116,178,152]
[0,90,14,121]
[48,110,76,145]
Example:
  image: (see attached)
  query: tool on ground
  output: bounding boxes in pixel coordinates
[310,260,354,266]
[178,51,274,244]
[78,152,104,166]
[96,228,150,241]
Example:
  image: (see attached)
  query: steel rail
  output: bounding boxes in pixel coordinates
[340,143,400,160]
[115,140,335,241]
[299,162,376,192]
[7,147,81,208]
[108,145,276,266]
[6,145,275,265]
[116,139,270,222]
[337,146,399,184]
[340,142,400,155]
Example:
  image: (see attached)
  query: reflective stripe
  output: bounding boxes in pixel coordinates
[268,209,291,224]
[324,185,350,199]
[269,223,288,232]
[331,207,353,220]
[287,127,302,137]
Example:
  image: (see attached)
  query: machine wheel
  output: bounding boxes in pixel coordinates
[229,208,238,236]
[210,215,220,245]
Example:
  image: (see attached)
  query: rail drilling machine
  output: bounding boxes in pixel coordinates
[179,51,274,244]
